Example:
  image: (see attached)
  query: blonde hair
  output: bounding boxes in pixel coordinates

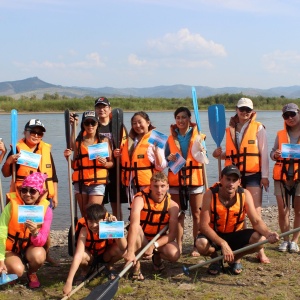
[150,172,168,183]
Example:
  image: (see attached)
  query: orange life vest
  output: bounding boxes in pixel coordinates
[134,187,170,241]
[6,193,49,254]
[121,131,154,189]
[14,139,55,198]
[167,124,205,187]
[273,128,300,181]
[209,183,246,233]
[72,140,108,185]
[75,216,113,256]
[225,116,261,175]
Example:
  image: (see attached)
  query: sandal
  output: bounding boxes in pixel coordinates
[152,253,165,272]
[130,272,145,281]
[103,267,118,280]
[228,262,243,275]
[207,262,222,275]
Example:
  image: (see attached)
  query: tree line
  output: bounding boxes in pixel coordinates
[0,93,299,113]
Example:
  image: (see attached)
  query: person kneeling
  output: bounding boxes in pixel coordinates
[0,172,51,288]
[63,204,127,296]
[195,165,279,275]
[123,172,180,280]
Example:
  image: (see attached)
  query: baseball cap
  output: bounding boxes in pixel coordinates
[94,97,110,107]
[236,98,253,110]
[221,165,241,178]
[282,103,299,114]
[82,111,99,123]
[24,119,46,132]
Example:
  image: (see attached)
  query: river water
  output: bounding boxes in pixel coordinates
[0,111,283,229]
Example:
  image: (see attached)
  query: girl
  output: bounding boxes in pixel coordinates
[64,111,114,216]
[0,172,52,289]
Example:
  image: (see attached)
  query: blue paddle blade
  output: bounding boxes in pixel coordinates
[0,273,18,285]
[192,87,201,132]
[11,109,18,154]
[208,104,226,147]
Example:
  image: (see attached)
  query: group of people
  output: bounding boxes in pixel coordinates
[0,96,299,296]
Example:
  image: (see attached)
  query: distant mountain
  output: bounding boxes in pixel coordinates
[1,77,300,99]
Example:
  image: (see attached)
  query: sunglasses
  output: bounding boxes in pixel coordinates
[20,187,39,196]
[282,111,297,120]
[238,107,252,113]
[83,120,97,126]
[27,130,44,137]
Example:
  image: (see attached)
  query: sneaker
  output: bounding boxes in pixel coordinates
[289,241,299,253]
[27,272,40,289]
[278,241,289,252]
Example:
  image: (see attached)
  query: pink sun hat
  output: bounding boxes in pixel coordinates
[22,172,48,194]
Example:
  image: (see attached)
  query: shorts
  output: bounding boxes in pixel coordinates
[241,172,261,188]
[196,229,255,251]
[74,183,105,196]
[168,186,204,195]
[274,180,300,197]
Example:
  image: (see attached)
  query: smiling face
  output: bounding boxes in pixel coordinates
[83,118,98,134]
[149,179,169,203]
[20,186,41,205]
[283,111,300,128]
[87,218,104,234]
[175,111,191,131]
[236,106,253,122]
[131,114,150,137]
[24,126,44,147]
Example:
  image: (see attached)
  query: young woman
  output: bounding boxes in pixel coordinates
[63,204,126,296]
[271,103,300,253]
[64,111,114,216]
[212,98,270,263]
[114,111,167,204]
[1,119,58,266]
[165,107,208,256]
[0,172,52,289]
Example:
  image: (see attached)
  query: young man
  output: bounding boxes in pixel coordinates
[123,172,180,280]
[63,204,127,296]
[195,165,279,275]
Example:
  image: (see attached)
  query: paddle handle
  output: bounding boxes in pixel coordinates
[61,266,105,300]
[185,226,300,273]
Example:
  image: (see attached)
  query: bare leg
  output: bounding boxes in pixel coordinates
[75,193,88,217]
[25,246,46,273]
[4,252,25,277]
[292,196,300,243]
[171,193,184,254]
[110,202,123,220]
[247,186,269,263]
[189,193,203,257]
[276,195,290,241]
[88,195,103,206]
[45,235,59,266]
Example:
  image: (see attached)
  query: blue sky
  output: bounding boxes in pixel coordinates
[0,0,299,89]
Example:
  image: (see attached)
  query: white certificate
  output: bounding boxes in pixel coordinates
[18,205,44,223]
[88,142,109,160]
[99,221,124,239]
[281,143,300,159]
[168,152,186,175]
[17,150,41,169]
[148,130,168,149]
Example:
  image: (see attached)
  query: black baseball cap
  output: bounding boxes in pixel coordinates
[221,165,241,178]
[94,97,110,107]
[24,119,46,132]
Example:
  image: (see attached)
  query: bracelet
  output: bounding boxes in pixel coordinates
[32,231,39,237]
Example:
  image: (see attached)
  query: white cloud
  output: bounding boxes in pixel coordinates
[148,28,227,57]
[128,54,148,66]
[13,52,105,70]
[262,50,300,74]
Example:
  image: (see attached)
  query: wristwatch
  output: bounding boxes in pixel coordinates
[154,241,159,251]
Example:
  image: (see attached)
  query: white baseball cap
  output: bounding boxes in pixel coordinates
[236,98,253,110]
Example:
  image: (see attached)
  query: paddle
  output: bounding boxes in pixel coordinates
[61,265,105,300]
[192,87,208,188]
[64,109,76,256]
[85,224,170,300]
[112,108,124,220]
[182,226,300,275]
[208,104,226,178]
[11,109,18,185]
[0,273,18,285]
